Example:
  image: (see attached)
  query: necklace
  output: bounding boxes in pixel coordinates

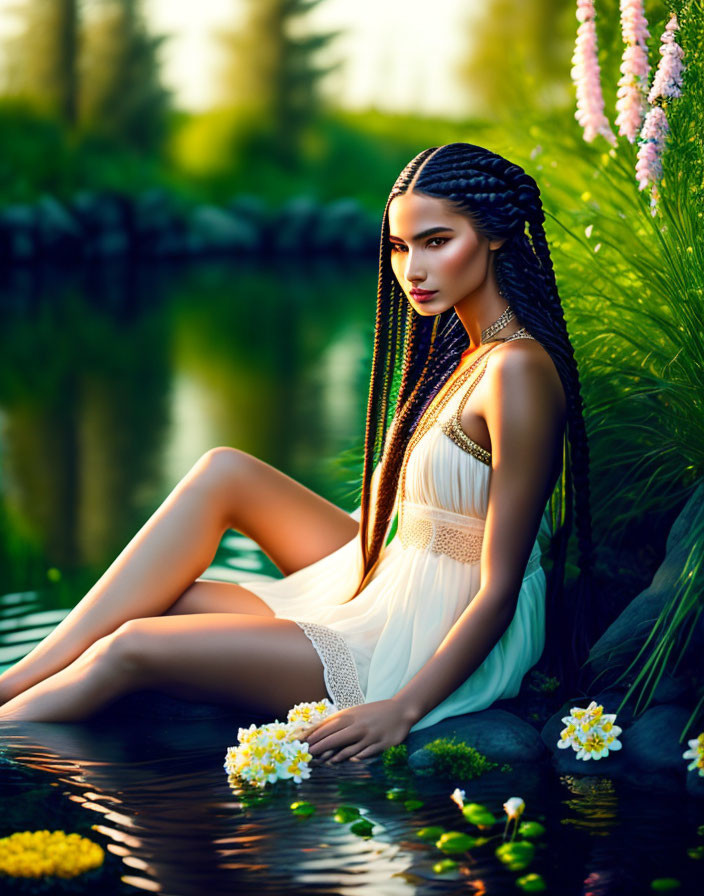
[397,326,536,507]
[459,304,517,363]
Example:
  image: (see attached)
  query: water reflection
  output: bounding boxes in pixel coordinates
[0,257,374,596]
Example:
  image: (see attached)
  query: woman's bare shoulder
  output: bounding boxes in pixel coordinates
[484,336,567,424]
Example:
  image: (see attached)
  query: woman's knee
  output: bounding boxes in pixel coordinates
[187,447,251,526]
[91,621,149,679]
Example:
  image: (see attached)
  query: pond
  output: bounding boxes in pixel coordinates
[1,259,703,894]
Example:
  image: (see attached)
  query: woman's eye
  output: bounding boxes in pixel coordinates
[389,238,447,253]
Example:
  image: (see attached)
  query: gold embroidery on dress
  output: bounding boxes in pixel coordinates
[394,329,538,564]
[438,331,538,467]
[397,501,485,564]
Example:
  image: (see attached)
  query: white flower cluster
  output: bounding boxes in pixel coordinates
[557,700,623,760]
[224,699,337,787]
[683,732,704,778]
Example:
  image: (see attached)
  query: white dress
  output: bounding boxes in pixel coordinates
[235,342,549,733]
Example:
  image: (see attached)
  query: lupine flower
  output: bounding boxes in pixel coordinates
[636,13,685,215]
[635,105,670,214]
[450,788,466,809]
[572,0,617,144]
[557,701,623,760]
[682,732,704,777]
[224,699,337,787]
[615,0,651,142]
[648,13,685,103]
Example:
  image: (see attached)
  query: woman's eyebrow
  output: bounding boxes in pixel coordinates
[388,226,455,242]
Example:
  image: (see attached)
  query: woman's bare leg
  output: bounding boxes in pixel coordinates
[0,447,358,705]
[0,614,329,723]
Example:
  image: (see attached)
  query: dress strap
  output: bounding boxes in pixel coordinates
[440,330,538,464]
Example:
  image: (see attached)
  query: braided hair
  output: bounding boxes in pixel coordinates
[346,141,597,686]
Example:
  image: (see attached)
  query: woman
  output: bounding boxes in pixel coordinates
[0,143,595,767]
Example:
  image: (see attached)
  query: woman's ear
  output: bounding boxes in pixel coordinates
[489,238,506,251]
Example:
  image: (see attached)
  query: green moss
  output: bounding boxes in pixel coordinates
[422,736,498,779]
[381,743,409,769]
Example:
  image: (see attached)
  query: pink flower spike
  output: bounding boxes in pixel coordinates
[648,13,685,103]
[572,0,617,145]
[615,1,651,143]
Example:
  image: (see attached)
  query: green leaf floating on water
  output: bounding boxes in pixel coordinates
[404,799,424,811]
[495,840,535,871]
[350,818,374,838]
[432,858,459,874]
[462,803,497,826]
[516,872,547,892]
[290,801,316,817]
[650,880,681,891]
[518,821,546,839]
[333,805,361,823]
[687,845,704,860]
[416,826,445,841]
[435,831,478,854]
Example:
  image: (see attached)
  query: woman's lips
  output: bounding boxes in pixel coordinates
[410,289,438,302]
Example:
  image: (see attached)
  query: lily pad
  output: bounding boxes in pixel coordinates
[290,800,316,817]
[516,872,547,892]
[436,831,478,854]
[518,821,546,839]
[432,858,459,874]
[350,818,374,838]
[495,840,535,871]
[404,799,424,811]
[333,805,361,823]
[416,826,445,841]
[386,787,407,801]
[462,804,497,827]
[650,880,680,891]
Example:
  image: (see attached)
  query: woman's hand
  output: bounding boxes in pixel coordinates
[289,699,414,764]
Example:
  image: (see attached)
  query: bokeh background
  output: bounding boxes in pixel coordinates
[0,0,702,729]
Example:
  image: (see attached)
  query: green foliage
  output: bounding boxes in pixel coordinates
[435,831,479,854]
[495,839,536,872]
[422,736,498,780]
[381,743,409,769]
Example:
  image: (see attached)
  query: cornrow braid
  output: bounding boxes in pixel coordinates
[345,142,597,687]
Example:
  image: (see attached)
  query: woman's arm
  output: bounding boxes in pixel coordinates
[392,345,566,727]
[297,346,566,761]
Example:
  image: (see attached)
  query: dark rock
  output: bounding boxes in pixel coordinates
[69,191,132,257]
[686,767,704,798]
[543,701,691,790]
[188,205,259,253]
[312,198,377,254]
[620,703,692,775]
[586,481,704,685]
[272,195,320,254]
[0,203,36,261]
[405,708,547,764]
[651,671,692,705]
[35,195,82,257]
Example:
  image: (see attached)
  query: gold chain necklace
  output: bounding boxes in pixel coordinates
[397,328,535,505]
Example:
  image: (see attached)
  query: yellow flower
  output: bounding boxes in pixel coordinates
[0,831,104,879]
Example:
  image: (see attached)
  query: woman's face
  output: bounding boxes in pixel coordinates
[387,191,503,317]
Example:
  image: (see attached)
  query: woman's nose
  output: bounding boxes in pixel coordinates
[404,253,425,283]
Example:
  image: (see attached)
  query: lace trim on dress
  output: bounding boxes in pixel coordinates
[294,621,365,709]
[397,501,485,565]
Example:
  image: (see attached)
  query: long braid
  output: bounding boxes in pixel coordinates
[346,142,596,687]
